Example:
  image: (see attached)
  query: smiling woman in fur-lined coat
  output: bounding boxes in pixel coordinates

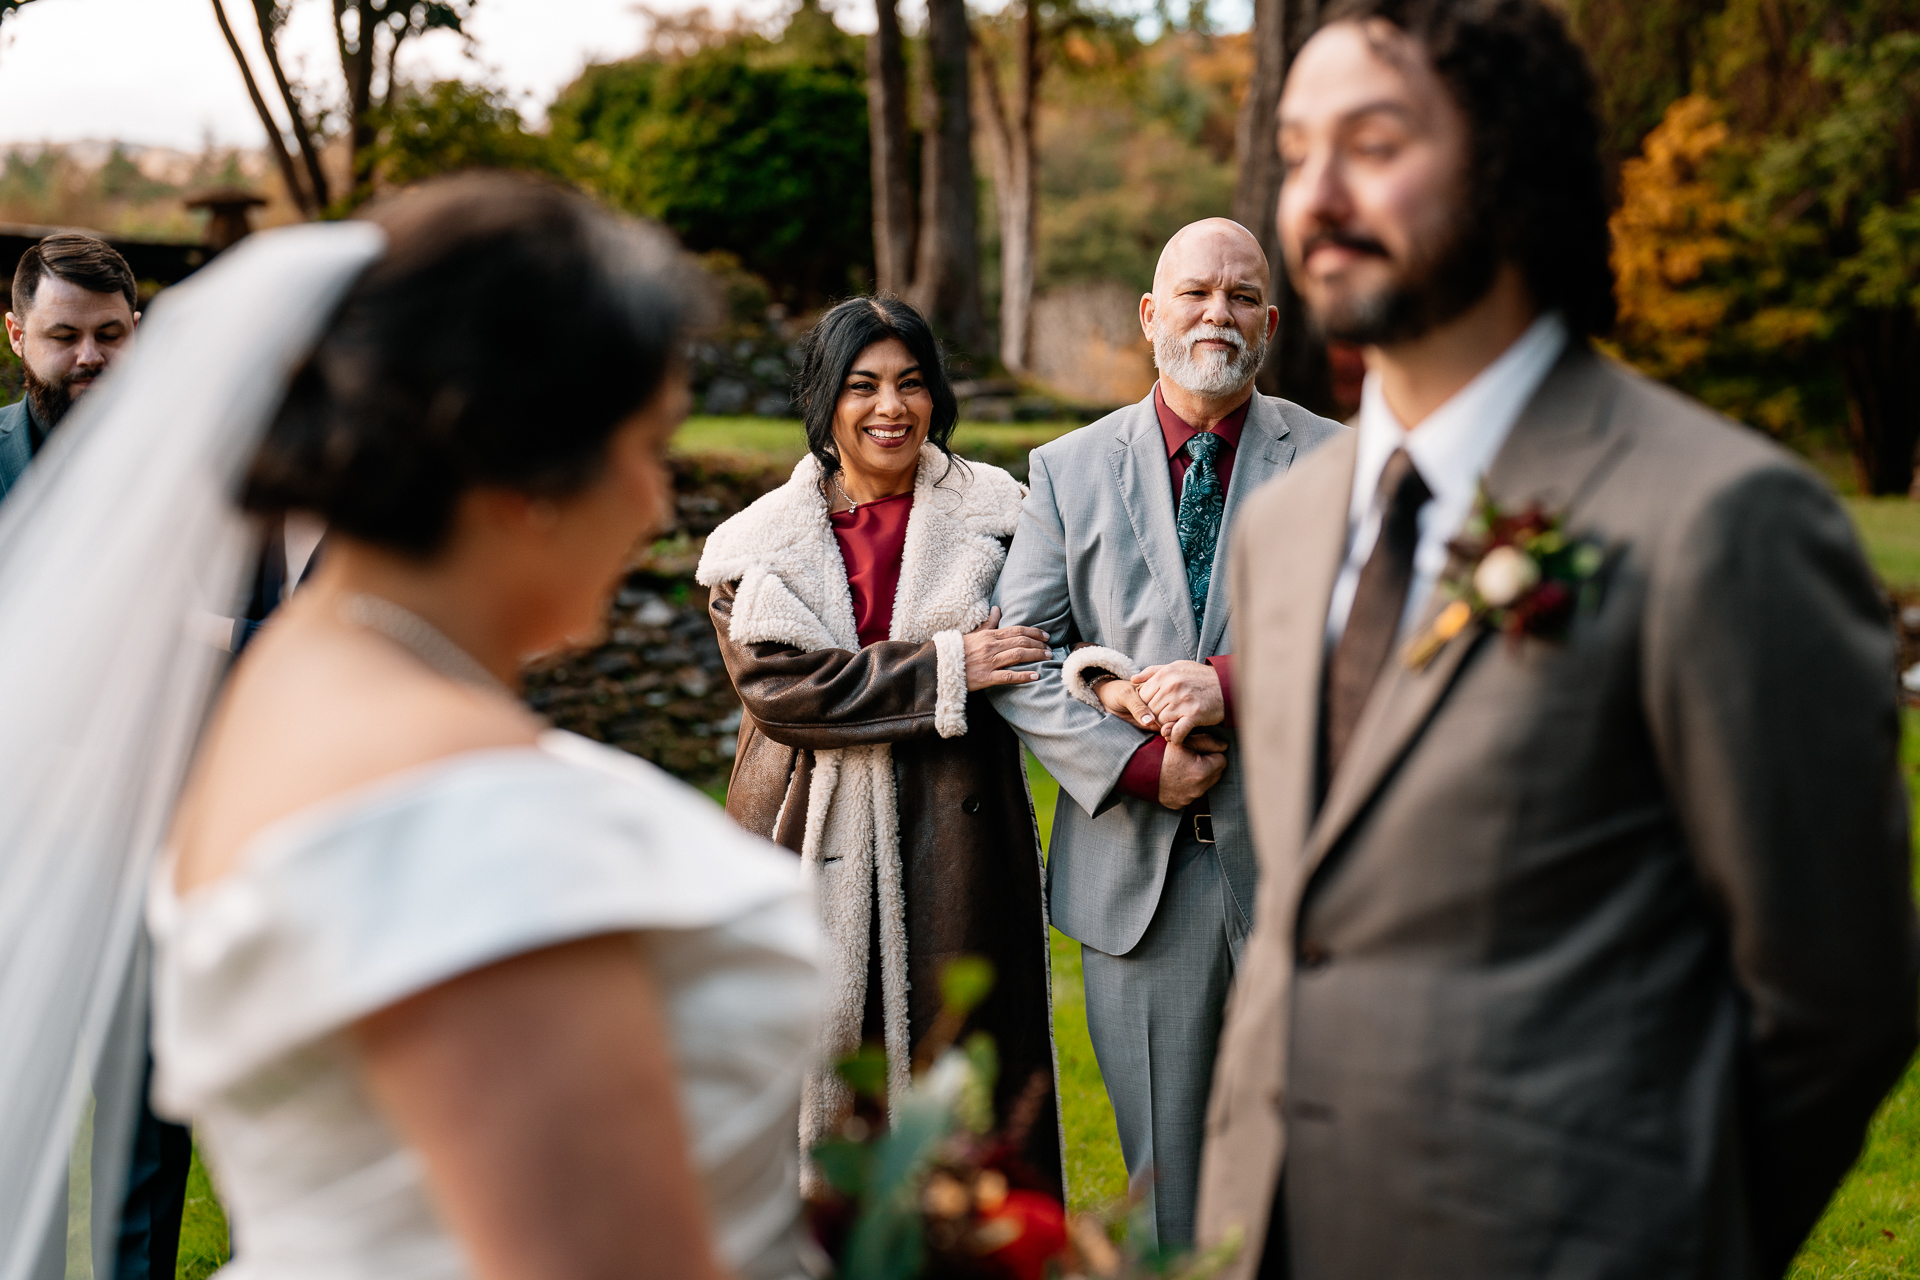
[697,296,1064,1195]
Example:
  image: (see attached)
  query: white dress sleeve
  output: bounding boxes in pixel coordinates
[151,731,815,1109]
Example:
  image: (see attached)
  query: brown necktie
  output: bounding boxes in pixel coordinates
[1323,448,1431,784]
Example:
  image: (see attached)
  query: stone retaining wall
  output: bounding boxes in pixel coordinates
[523,455,787,794]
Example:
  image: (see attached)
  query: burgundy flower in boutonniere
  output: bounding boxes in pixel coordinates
[1405,486,1604,670]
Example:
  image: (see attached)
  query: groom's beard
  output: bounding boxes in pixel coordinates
[21,358,92,432]
[1153,319,1268,398]
[1301,203,1501,347]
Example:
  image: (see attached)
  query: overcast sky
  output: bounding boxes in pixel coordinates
[0,0,1248,153]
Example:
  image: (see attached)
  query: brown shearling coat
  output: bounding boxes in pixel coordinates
[713,583,1062,1194]
[699,449,1064,1197]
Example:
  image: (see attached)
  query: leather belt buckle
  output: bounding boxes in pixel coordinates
[1193,811,1216,844]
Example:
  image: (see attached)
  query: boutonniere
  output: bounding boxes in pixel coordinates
[1404,487,1604,670]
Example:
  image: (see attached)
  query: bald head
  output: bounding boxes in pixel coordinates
[1152,218,1270,300]
[1141,218,1278,404]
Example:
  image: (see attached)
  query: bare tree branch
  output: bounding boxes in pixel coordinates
[210,0,315,215]
[252,0,331,211]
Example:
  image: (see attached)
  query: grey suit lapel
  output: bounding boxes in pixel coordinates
[1300,343,1626,871]
[1200,394,1294,656]
[1108,391,1200,653]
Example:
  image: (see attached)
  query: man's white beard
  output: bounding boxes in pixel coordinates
[1152,319,1267,397]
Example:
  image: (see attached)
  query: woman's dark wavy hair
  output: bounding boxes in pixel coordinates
[792,295,959,481]
[1318,0,1617,337]
[242,170,699,555]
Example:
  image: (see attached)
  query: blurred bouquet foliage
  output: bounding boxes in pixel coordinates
[808,956,1240,1280]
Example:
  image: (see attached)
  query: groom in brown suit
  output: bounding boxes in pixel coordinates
[1194,1,1920,1277]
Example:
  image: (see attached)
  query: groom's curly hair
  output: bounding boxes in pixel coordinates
[1317,0,1617,338]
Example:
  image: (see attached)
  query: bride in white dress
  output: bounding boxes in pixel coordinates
[0,173,817,1280]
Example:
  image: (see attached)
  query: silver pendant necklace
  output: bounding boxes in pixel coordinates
[831,472,860,515]
[337,593,514,699]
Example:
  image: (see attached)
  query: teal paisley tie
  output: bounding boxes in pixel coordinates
[1177,431,1225,629]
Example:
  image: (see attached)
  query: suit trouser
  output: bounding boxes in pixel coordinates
[1082,828,1251,1251]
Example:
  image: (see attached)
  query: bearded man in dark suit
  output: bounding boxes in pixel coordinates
[1193,2,1919,1277]
[3,233,140,489]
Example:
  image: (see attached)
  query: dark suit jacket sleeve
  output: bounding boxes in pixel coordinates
[709,580,943,749]
[1645,463,1920,1269]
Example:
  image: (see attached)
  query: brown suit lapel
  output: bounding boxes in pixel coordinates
[1298,343,1628,875]
[1250,430,1357,855]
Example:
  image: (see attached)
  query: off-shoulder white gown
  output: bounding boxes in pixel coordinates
[148,730,820,1280]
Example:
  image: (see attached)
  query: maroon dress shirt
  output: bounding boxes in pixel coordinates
[1112,385,1246,803]
[830,490,913,648]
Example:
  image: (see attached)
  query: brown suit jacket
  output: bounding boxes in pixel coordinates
[1196,345,1918,1279]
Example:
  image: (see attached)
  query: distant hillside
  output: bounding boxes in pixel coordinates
[0,139,292,242]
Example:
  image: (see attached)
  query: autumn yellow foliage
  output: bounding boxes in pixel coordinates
[1607,94,1832,437]
[1610,96,1739,378]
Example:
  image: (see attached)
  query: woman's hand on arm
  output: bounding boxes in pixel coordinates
[352,934,732,1280]
[1093,673,1159,731]
[963,606,1050,692]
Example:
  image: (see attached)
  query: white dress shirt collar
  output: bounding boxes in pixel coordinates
[1326,311,1569,645]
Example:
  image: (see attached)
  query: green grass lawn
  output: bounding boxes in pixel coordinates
[672,416,1083,474]
[175,1147,230,1279]
[1849,497,1920,595]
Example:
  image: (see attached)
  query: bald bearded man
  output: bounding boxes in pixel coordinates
[991,219,1345,1248]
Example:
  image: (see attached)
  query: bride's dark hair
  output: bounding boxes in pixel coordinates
[243,171,697,555]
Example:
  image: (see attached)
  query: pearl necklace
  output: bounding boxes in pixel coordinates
[337,593,513,699]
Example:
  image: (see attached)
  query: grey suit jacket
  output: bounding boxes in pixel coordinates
[1197,345,1919,1279]
[991,387,1346,956]
[0,399,34,498]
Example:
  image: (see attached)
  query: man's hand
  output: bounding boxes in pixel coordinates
[964,606,1051,691]
[1133,660,1225,746]
[1158,732,1228,810]
[1095,674,1159,732]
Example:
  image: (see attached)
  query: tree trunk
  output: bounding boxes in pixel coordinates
[1232,0,1335,413]
[974,13,1037,375]
[252,0,330,212]
[1000,0,1038,375]
[910,0,987,358]
[211,0,314,216]
[867,0,916,297]
[333,0,379,202]
[1839,308,1920,496]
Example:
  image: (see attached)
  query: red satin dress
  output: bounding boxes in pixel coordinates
[829,490,913,647]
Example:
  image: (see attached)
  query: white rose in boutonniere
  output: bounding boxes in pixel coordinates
[1472,545,1541,608]
[1404,486,1605,671]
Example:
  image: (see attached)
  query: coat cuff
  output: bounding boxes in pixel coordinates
[1062,646,1138,711]
[933,629,969,738]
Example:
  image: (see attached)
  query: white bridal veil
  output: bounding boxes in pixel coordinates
[0,222,384,1279]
